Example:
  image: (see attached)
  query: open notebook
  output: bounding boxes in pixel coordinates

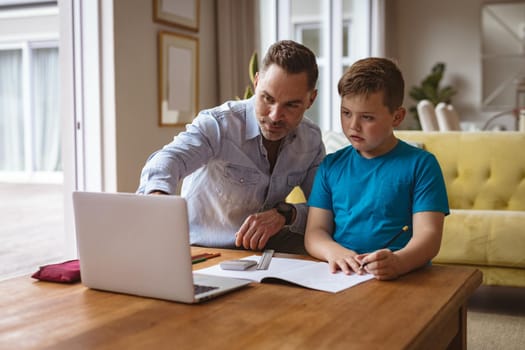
[72,191,250,303]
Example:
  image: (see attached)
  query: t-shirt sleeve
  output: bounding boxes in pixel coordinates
[413,153,450,215]
[307,158,333,211]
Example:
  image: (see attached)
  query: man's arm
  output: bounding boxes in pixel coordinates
[136,114,219,195]
[305,207,361,274]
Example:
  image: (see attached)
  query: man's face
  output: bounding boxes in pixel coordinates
[340,91,405,159]
[253,64,317,141]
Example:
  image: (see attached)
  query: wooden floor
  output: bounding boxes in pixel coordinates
[0,182,523,349]
[0,183,65,281]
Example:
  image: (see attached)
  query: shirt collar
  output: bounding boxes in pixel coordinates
[245,97,260,140]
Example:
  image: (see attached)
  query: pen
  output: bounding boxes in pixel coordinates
[359,225,409,271]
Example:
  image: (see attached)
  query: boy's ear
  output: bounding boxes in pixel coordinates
[392,107,406,127]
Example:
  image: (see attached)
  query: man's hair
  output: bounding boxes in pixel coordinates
[261,40,319,91]
[337,57,404,113]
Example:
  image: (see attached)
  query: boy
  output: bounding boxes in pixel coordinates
[305,58,449,280]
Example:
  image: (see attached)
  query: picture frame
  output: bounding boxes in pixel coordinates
[153,0,200,32]
[158,31,199,127]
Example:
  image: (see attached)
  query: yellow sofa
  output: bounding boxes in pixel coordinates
[288,131,525,287]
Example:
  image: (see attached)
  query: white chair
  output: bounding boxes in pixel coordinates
[416,100,439,131]
[435,102,461,131]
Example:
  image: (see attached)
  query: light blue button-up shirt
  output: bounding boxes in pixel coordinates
[137,97,325,248]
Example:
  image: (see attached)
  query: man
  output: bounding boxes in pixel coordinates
[138,40,325,254]
[305,58,449,280]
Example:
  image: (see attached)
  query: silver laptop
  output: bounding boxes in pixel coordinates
[72,191,251,303]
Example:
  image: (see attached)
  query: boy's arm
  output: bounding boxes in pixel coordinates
[305,207,361,274]
[395,211,444,271]
[358,211,444,280]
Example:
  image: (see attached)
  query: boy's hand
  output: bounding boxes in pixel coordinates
[325,247,361,275]
[355,249,402,280]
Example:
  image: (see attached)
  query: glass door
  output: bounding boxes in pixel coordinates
[260,0,372,131]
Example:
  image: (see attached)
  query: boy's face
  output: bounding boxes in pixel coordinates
[254,64,317,141]
[340,91,405,159]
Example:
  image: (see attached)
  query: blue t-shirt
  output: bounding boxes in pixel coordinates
[308,140,449,254]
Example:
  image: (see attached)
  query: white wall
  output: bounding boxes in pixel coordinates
[388,0,517,130]
[113,0,217,192]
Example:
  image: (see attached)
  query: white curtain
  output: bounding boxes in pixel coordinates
[216,0,257,102]
[0,50,24,171]
[32,47,61,171]
[0,47,60,173]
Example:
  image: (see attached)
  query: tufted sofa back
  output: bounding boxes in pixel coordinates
[394,131,525,211]
[288,130,525,211]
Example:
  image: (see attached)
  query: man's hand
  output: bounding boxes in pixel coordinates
[235,209,285,250]
[149,190,168,195]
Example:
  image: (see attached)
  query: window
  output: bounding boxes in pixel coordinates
[0,5,60,182]
[259,0,373,132]
[481,2,525,112]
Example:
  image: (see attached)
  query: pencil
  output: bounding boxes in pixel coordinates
[191,252,221,264]
[383,225,409,248]
[359,225,409,271]
[192,257,207,264]
[191,252,221,260]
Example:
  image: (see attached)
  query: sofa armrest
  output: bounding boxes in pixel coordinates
[434,209,525,268]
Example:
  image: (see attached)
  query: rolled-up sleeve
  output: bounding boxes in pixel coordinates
[137,113,220,194]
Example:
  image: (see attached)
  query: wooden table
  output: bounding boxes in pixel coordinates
[0,248,482,350]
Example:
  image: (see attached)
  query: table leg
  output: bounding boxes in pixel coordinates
[447,305,467,350]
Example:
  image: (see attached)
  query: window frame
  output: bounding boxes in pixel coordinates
[259,0,373,132]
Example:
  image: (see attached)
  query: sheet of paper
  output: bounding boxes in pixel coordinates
[273,262,374,293]
[195,255,374,293]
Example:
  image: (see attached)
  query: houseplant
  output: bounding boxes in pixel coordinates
[241,51,258,99]
[409,62,457,128]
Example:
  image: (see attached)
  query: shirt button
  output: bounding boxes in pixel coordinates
[240,178,245,183]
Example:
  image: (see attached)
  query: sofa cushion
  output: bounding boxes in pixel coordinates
[434,209,525,268]
[472,266,525,287]
[394,131,525,211]
[322,130,350,154]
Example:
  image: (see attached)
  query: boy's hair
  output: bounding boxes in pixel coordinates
[337,57,404,113]
[261,40,319,91]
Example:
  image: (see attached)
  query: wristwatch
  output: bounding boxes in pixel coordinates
[274,202,295,226]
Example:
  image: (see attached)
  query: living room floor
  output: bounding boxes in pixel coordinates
[0,183,65,281]
[0,183,524,349]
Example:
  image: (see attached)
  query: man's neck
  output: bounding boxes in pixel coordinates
[262,138,283,173]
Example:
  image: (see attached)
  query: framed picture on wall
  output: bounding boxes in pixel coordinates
[153,0,199,32]
[158,31,199,127]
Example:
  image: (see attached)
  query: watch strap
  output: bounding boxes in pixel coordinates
[275,202,294,226]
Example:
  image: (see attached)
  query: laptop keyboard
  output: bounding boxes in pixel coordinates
[194,284,219,295]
